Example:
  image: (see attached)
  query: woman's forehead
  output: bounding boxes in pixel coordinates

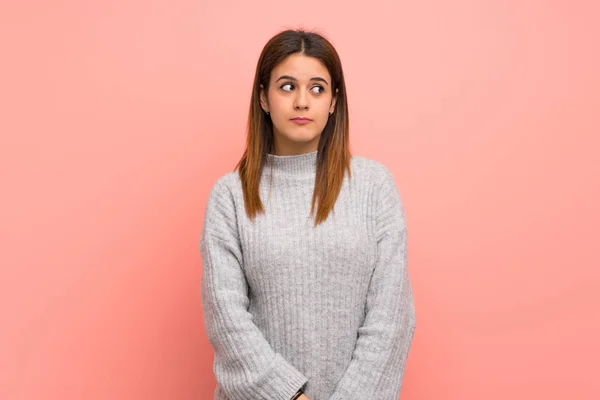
[272,54,331,83]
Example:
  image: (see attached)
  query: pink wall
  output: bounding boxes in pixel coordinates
[1,1,598,399]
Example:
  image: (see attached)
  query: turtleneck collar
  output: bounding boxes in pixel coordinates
[264,150,318,178]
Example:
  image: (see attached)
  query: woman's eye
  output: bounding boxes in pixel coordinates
[280,83,325,94]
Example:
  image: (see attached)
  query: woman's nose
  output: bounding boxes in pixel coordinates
[294,91,309,110]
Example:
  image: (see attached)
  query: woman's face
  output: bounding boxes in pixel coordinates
[260,53,337,156]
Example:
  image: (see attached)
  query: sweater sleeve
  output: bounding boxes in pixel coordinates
[328,165,416,400]
[200,177,308,400]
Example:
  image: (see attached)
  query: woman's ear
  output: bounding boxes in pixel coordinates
[330,88,339,114]
[259,84,269,113]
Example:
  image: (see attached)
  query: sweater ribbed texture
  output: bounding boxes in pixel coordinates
[200,150,416,400]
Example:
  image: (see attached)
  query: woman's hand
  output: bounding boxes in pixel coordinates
[298,395,310,400]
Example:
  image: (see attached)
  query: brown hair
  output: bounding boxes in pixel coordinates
[234,28,352,227]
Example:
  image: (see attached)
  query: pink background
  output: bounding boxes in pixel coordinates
[1,1,598,399]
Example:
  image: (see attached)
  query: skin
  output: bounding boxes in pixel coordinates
[260,53,338,156]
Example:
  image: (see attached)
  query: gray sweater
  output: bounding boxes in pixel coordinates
[200,150,416,400]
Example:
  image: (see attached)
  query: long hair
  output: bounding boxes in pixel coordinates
[234,28,352,227]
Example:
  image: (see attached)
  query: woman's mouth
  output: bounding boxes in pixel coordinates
[290,118,312,125]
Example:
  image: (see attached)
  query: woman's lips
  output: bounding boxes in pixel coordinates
[291,118,312,125]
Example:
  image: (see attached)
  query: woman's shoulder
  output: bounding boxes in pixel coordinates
[213,170,240,188]
[350,154,396,185]
[204,170,241,205]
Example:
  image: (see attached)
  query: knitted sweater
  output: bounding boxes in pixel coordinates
[200,150,416,400]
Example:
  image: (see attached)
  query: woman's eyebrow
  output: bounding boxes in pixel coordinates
[275,75,329,86]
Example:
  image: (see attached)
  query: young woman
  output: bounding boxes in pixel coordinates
[200,29,416,400]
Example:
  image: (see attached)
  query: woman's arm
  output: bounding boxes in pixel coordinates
[201,178,308,400]
[327,164,417,400]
